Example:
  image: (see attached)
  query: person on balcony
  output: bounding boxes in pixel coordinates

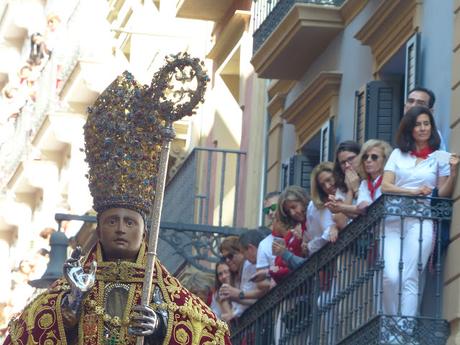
[218,236,257,321]
[28,32,49,70]
[356,139,393,206]
[256,191,280,276]
[268,186,309,283]
[404,87,446,151]
[381,105,459,316]
[326,141,362,228]
[2,72,231,345]
[210,260,233,322]
[272,162,339,263]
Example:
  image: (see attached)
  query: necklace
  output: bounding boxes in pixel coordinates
[85,282,133,345]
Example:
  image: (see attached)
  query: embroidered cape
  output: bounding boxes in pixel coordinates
[3,243,231,345]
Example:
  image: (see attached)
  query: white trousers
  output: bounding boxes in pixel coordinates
[382,218,433,316]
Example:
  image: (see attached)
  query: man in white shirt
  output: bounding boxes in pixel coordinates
[257,191,280,270]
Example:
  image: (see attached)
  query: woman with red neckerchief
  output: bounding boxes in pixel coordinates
[381,106,459,317]
[356,139,393,207]
[269,186,309,283]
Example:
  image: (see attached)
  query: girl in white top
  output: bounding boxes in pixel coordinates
[210,261,232,320]
[381,106,459,317]
[356,139,393,206]
[306,162,339,254]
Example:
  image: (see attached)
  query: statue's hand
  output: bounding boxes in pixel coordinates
[62,247,96,315]
[128,305,161,337]
[63,246,97,292]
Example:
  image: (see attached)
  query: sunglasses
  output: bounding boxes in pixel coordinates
[362,154,380,161]
[223,253,235,261]
[263,204,277,215]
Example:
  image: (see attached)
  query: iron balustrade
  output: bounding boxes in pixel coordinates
[162,147,246,228]
[54,213,245,275]
[230,194,452,345]
[252,0,346,53]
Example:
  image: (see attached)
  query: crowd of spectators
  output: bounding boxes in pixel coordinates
[208,86,459,326]
[0,14,62,149]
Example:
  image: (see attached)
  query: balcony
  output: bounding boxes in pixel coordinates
[231,194,452,344]
[176,0,234,21]
[251,0,347,80]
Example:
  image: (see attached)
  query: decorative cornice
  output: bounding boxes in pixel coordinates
[282,71,342,148]
[340,0,369,25]
[268,79,296,99]
[207,10,251,61]
[251,3,344,79]
[267,92,287,118]
[355,0,422,72]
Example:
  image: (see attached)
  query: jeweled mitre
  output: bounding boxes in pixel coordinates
[84,71,166,218]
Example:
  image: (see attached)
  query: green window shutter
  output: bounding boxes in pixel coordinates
[365,80,402,146]
[320,118,334,162]
[404,32,421,100]
[354,87,366,145]
[280,155,316,195]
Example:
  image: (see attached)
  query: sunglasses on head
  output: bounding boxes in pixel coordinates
[223,253,235,261]
[362,153,380,161]
[263,204,277,215]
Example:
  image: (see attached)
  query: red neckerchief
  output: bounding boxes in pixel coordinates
[272,230,284,238]
[367,175,382,201]
[410,146,433,159]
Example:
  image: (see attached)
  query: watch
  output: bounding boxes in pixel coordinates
[239,290,245,300]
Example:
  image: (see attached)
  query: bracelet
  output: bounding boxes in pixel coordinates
[239,290,245,300]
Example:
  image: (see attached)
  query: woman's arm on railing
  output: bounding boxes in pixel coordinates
[281,250,307,271]
[381,171,432,196]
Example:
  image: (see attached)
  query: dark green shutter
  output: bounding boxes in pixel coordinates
[280,155,316,195]
[404,32,421,100]
[354,88,366,144]
[320,118,334,162]
[365,80,402,146]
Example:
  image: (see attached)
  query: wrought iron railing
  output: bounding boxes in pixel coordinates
[54,213,245,275]
[162,147,247,227]
[160,146,246,272]
[252,0,346,53]
[231,194,452,345]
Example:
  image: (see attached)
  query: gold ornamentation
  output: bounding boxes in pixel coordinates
[8,318,24,342]
[38,313,54,329]
[174,328,190,344]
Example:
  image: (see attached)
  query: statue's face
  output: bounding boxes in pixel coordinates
[97,208,145,261]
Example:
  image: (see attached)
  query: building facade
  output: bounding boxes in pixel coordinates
[246,0,460,343]
[0,0,266,335]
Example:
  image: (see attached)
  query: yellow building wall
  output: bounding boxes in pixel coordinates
[444,1,460,344]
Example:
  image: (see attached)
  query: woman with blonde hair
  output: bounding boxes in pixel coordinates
[273,162,339,266]
[269,186,309,282]
[356,139,392,206]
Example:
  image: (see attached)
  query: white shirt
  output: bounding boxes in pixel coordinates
[384,148,450,189]
[210,291,222,319]
[357,177,382,205]
[306,201,334,255]
[233,260,257,317]
[256,234,276,269]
